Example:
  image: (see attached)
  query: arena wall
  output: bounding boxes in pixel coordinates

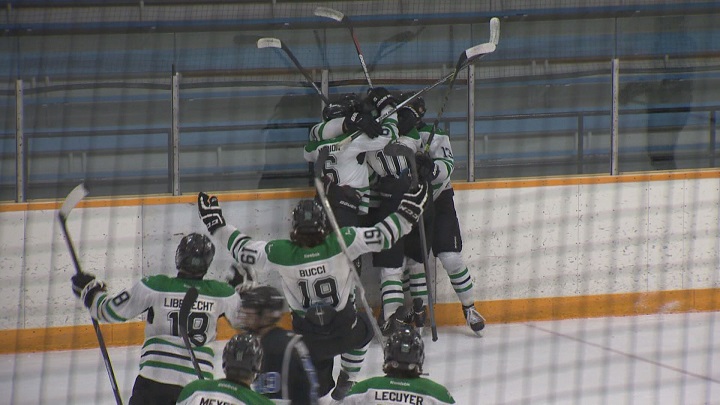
[1,170,719,353]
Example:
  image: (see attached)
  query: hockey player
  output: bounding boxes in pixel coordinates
[362,89,426,335]
[70,232,243,405]
[403,94,486,334]
[342,325,456,404]
[197,182,429,401]
[238,285,320,405]
[304,92,398,227]
[176,332,273,405]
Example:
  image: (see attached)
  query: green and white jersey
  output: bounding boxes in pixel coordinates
[305,110,398,214]
[343,376,456,405]
[215,212,414,314]
[366,126,421,180]
[87,275,241,386]
[417,123,454,200]
[176,378,274,405]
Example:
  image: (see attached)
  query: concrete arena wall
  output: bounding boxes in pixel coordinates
[1,171,719,353]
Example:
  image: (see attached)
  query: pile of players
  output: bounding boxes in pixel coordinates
[69,86,484,404]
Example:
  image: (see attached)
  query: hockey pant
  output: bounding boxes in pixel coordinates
[129,375,183,405]
[292,305,373,396]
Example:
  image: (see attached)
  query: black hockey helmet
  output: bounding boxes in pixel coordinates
[290,199,329,247]
[399,92,426,119]
[222,332,264,383]
[383,325,425,376]
[397,92,426,135]
[239,286,285,331]
[323,93,361,121]
[175,233,215,278]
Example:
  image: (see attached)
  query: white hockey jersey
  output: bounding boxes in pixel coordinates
[214,212,415,315]
[417,123,455,200]
[304,109,398,214]
[87,275,242,386]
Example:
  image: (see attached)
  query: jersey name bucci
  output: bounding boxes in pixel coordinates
[374,390,424,404]
[163,297,215,312]
[299,265,326,277]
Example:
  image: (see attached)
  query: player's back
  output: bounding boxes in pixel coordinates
[176,379,274,405]
[136,275,239,343]
[343,375,456,405]
[104,274,241,385]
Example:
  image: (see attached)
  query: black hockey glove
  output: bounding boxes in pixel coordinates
[396,182,428,224]
[198,192,226,234]
[71,272,107,308]
[366,87,397,113]
[415,152,439,182]
[343,112,383,138]
[228,263,258,294]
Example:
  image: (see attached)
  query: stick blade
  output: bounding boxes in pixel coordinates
[465,42,496,60]
[314,6,345,22]
[489,17,501,45]
[257,37,282,49]
[59,183,88,220]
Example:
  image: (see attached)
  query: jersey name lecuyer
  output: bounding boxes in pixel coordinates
[374,389,425,404]
[163,297,215,312]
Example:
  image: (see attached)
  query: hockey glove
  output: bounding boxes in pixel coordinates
[396,182,428,224]
[71,272,96,298]
[343,112,383,138]
[72,272,107,308]
[366,87,397,113]
[228,263,258,294]
[415,152,439,182]
[198,192,226,234]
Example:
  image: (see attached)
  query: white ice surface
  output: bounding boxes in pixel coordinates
[2,312,719,405]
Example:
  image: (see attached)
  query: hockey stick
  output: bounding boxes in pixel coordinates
[179,286,204,380]
[337,40,497,150]
[314,6,373,89]
[58,184,124,405]
[257,37,330,105]
[313,149,385,345]
[426,17,500,151]
[382,143,439,341]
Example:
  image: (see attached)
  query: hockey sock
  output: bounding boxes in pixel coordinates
[380,267,404,321]
[340,344,368,380]
[438,251,475,307]
[406,259,428,307]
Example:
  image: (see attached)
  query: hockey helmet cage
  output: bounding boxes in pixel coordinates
[322,93,361,121]
[175,233,215,277]
[222,332,264,383]
[290,199,329,246]
[240,286,285,328]
[383,325,425,375]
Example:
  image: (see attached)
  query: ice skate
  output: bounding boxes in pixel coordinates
[411,297,427,328]
[463,305,485,335]
[331,370,355,400]
[380,306,409,337]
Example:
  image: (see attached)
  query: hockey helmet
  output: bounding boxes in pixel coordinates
[222,332,264,383]
[397,92,426,135]
[290,199,329,247]
[399,92,426,119]
[383,325,425,376]
[175,233,215,277]
[239,286,285,331]
[323,93,361,121]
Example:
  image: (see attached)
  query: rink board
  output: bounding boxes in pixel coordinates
[0,170,719,353]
